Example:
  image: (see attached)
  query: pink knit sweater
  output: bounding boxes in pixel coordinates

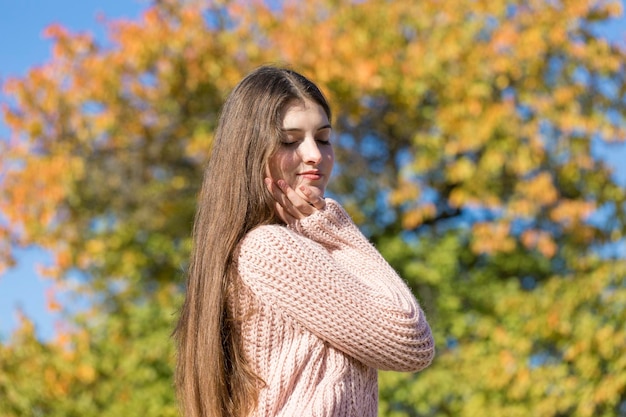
[236,198,435,416]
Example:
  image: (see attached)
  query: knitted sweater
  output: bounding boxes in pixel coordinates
[236,198,435,417]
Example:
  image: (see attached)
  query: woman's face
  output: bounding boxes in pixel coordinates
[267,98,334,199]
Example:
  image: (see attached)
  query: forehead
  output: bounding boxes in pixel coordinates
[281,98,329,129]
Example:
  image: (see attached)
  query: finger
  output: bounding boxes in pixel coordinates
[298,185,326,210]
[265,179,291,224]
[266,178,311,221]
[266,178,293,212]
[277,180,316,217]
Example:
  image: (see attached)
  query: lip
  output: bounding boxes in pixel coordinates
[298,170,323,180]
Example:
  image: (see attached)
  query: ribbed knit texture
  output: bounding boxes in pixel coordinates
[236,198,435,416]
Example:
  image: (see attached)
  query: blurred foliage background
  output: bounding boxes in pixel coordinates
[1,0,625,416]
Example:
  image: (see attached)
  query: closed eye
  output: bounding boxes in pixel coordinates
[315,127,332,144]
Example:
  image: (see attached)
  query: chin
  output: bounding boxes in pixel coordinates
[300,183,325,197]
[312,186,327,198]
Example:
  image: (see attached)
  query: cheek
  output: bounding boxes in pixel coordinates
[268,151,293,179]
[325,147,335,170]
[267,155,280,179]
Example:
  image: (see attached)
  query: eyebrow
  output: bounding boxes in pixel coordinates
[281,124,332,132]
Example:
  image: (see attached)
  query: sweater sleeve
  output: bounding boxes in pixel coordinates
[237,198,435,372]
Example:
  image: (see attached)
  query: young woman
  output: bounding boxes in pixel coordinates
[174,66,435,417]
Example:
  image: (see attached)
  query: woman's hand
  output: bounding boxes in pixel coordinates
[265,178,326,224]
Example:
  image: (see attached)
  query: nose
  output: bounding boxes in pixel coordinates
[299,137,322,165]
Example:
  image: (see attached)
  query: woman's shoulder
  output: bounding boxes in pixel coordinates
[237,223,310,277]
[239,223,297,254]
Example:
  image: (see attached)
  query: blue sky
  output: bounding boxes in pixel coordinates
[0,1,625,341]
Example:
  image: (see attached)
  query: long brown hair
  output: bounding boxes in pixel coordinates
[174,66,331,417]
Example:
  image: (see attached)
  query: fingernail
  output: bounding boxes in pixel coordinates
[299,185,310,195]
[277,180,286,188]
[264,178,271,185]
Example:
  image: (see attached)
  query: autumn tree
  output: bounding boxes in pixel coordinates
[1,0,625,416]
[1,3,238,415]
